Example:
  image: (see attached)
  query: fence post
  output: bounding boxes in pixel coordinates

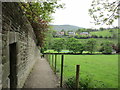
[46,54,48,61]
[60,55,64,87]
[55,54,57,74]
[48,54,50,63]
[52,54,54,67]
[50,54,51,65]
[76,65,80,88]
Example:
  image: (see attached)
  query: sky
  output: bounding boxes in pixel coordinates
[51,0,118,29]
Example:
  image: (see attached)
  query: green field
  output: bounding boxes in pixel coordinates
[90,30,112,37]
[48,55,118,88]
[90,29,118,37]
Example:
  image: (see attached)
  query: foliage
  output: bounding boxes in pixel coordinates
[52,38,66,52]
[53,55,118,88]
[40,46,47,53]
[112,43,120,53]
[19,1,64,47]
[75,28,88,34]
[89,0,119,25]
[85,38,97,54]
[65,74,106,88]
[99,41,113,54]
[68,42,85,53]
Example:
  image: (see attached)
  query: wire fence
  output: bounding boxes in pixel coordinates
[44,54,81,88]
[44,53,118,89]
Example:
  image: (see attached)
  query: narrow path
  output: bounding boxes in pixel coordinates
[23,57,59,88]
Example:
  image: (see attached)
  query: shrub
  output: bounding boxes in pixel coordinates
[52,38,66,52]
[99,35,103,38]
[112,43,120,53]
[100,41,113,54]
[85,38,97,54]
[68,42,85,53]
[91,35,98,38]
[64,74,107,88]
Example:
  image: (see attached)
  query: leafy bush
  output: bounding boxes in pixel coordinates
[112,43,120,53]
[68,42,85,53]
[99,35,103,38]
[64,74,107,88]
[85,38,97,54]
[52,38,66,52]
[100,41,113,54]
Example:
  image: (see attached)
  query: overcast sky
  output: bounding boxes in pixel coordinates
[51,0,118,29]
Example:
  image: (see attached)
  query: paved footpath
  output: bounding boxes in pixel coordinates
[23,57,59,88]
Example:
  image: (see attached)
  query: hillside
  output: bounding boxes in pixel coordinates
[90,29,119,37]
[51,25,83,31]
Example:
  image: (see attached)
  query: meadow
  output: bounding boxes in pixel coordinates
[90,29,118,37]
[48,54,118,88]
[90,30,112,37]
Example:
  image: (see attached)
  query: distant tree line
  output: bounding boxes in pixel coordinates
[41,38,120,54]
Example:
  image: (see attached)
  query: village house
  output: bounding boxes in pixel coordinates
[80,32,89,35]
[56,31,64,36]
[68,32,76,36]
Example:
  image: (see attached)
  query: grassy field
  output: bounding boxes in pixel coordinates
[90,29,118,37]
[48,54,118,88]
[90,30,112,37]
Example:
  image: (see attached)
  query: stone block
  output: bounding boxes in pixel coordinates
[0,64,2,90]
[2,78,9,88]
[9,31,18,44]
[2,62,10,84]
[9,31,16,44]
[2,46,9,65]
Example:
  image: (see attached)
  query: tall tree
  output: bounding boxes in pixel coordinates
[52,38,66,52]
[68,42,85,53]
[85,38,97,54]
[19,1,64,47]
[100,41,113,54]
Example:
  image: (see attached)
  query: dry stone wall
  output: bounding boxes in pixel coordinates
[2,2,41,88]
[0,1,2,89]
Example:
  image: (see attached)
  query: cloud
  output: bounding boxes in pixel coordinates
[51,0,118,29]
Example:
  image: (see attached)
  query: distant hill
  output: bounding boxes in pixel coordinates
[51,25,83,31]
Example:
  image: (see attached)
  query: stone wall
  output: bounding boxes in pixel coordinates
[2,2,41,88]
[0,1,2,89]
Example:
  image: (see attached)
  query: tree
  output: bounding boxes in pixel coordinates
[52,39,66,52]
[89,0,120,25]
[85,38,97,54]
[112,43,120,53]
[68,42,85,53]
[19,1,64,47]
[99,41,113,54]
[51,30,57,37]
[41,46,48,53]
[66,38,77,50]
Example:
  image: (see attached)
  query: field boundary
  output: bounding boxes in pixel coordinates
[43,53,118,55]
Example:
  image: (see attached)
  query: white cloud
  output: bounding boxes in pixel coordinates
[51,0,118,29]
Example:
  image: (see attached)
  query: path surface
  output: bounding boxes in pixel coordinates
[23,57,59,88]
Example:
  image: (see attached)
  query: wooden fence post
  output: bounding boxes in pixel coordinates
[49,54,51,65]
[76,65,80,88]
[46,54,48,61]
[60,55,64,87]
[52,54,54,67]
[55,54,57,74]
[49,54,50,63]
